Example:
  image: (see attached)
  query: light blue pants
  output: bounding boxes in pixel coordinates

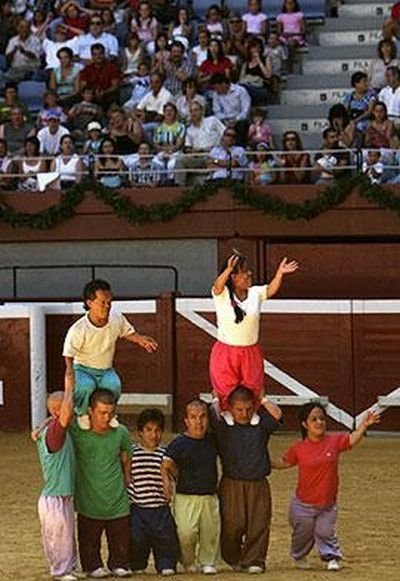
[73,364,121,416]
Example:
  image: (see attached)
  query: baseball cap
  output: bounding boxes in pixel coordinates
[87,121,102,131]
[47,109,61,120]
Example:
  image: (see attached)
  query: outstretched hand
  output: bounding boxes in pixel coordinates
[277,257,299,276]
[138,335,158,353]
[361,410,380,428]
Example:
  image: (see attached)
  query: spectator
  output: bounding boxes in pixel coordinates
[277,0,306,72]
[248,107,273,148]
[59,1,91,39]
[278,131,310,184]
[49,46,81,108]
[15,136,47,191]
[0,139,13,190]
[122,62,151,113]
[37,110,70,156]
[37,90,68,129]
[95,136,126,188]
[50,134,84,188]
[163,41,195,97]
[68,86,103,142]
[168,7,192,51]
[225,15,247,64]
[313,128,349,184]
[76,14,119,62]
[328,103,356,148]
[42,23,79,71]
[83,121,103,156]
[122,33,145,81]
[264,32,287,90]
[130,1,158,54]
[100,7,117,36]
[242,0,268,38]
[0,106,36,155]
[249,142,278,185]
[199,39,233,89]
[78,43,122,109]
[127,141,164,186]
[0,82,30,124]
[211,74,251,145]
[192,28,211,68]
[151,32,171,73]
[378,66,400,127]
[368,40,398,92]
[205,5,226,40]
[4,19,42,82]
[136,71,174,140]
[176,78,206,124]
[175,100,225,187]
[362,149,384,184]
[108,106,143,154]
[343,71,376,134]
[239,37,272,106]
[153,102,185,183]
[365,101,395,149]
[207,127,248,181]
[30,8,51,41]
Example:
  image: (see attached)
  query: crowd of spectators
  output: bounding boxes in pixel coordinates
[0,0,399,189]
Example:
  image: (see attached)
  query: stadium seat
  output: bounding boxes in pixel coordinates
[18,81,47,113]
[224,0,326,20]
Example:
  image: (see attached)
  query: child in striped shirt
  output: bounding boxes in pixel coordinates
[128,408,179,576]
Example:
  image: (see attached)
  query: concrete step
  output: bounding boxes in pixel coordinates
[269,117,329,135]
[285,73,350,89]
[281,87,347,106]
[267,104,331,119]
[306,45,377,59]
[321,17,383,31]
[318,29,382,47]
[303,56,372,75]
[339,3,391,18]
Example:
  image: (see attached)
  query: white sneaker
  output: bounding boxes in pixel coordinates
[221,411,234,426]
[53,574,78,581]
[201,565,217,574]
[326,559,340,571]
[77,414,91,430]
[112,568,132,577]
[247,565,264,574]
[88,568,109,578]
[161,569,176,576]
[294,558,311,570]
[185,565,197,573]
[109,416,120,428]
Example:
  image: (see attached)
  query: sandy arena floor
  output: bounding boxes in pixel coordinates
[0,432,399,581]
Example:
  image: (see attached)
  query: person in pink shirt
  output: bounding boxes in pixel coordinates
[273,403,380,572]
[277,0,306,71]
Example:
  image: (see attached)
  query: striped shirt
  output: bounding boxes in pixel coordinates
[128,444,168,508]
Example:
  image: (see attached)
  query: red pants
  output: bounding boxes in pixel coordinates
[209,342,264,410]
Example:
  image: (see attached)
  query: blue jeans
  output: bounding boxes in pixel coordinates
[73,364,121,416]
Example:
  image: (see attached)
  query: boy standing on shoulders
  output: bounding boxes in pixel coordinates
[128,408,179,576]
[161,399,220,575]
[212,385,282,574]
[69,389,132,579]
[36,382,77,581]
[63,279,158,430]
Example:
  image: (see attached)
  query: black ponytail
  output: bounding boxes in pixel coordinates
[220,252,248,324]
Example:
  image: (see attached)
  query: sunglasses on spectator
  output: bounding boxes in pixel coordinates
[91,20,102,24]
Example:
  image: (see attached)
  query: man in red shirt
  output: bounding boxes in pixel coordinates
[78,43,121,110]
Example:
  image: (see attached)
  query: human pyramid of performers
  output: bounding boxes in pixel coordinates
[34,251,380,580]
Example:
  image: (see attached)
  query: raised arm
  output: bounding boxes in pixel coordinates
[59,371,74,428]
[349,410,380,448]
[161,456,178,501]
[212,254,238,296]
[267,257,298,298]
[124,332,158,352]
[260,396,282,422]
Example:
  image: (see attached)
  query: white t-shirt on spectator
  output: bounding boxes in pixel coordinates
[212,285,268,346]
[42,37,79,69]
[137,87,175,115]
[76,32,119,61]
[378,85,400,119]
[37,125,70,155]
[242,12,268,35]
[6,34,42,68]
[185,115,226,151]
[63,312,135,369]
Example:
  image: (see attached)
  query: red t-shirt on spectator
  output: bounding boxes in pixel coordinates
[199,57,232,77]
[283,433,351,508]
[64,14,90,38]
[80,61,121,92]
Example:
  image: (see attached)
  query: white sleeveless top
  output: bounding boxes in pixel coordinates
[54,154,80,181]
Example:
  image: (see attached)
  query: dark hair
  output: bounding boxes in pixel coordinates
[386,65,400,79]
[99,136,117,155]
[227,385,255,406]
[246,37,264,60]
[207,38,225,62]
[24,136,40,155]
[207,4,222,17]
[60,134,74,147]
[83,279,111,310]
[57,46,73,60]
[89,388,116,408]
[282,130,302,150]
[137,408,165,431]
[328,103,350,128]
[0,138,8,153]
[351,71,368,87]
[137,1,153,27]
[298,402,327,439]
[4,82,18,92]
[154,32,169,52]
[210,73,229,86]
[170,40,185,53]
[372,100,388,119]
[322,127,337,140]
[163,101,177,115]
[220,251,248,323]
[183,76,199,92]
[377,39,396,60]
[91,42,105,54]
[282,0,300,11]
